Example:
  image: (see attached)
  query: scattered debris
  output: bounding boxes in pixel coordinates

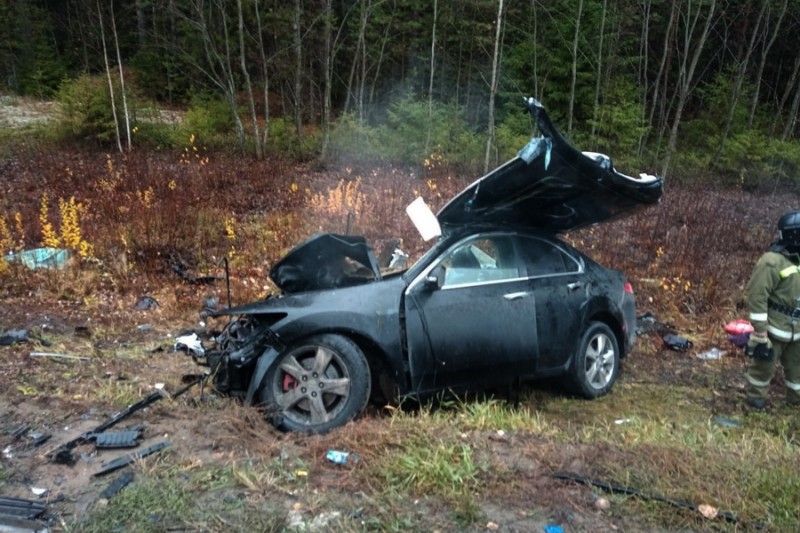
[724,319,753,348]
[99,471,135,500]
[29,352,91,362]
[0,496,47,520]
[48,390,166,465]
[0,515,50,532]
[93,441,172,476]
[29,488,47,497]
[698,503,719,519]
[136,324,153,332]
[543,525,564,533]
[173,333,205,356]
[614,418,632,425]
[635,312,674,336]
[661,333,693,352]
[170,263,220,285]
[0,329,30,346]
[4,247,71,270]
[325,450,360,465]
[552,471,741,524]
[696,347,727,360]
[594,497,610,510]
[47,377,204,465]
[94,429,143,449]
[712,417,742,429]
[134,296,159,311]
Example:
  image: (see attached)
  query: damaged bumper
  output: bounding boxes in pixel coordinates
[191,316,285,405]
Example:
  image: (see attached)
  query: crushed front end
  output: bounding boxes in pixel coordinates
[192,313,285,401]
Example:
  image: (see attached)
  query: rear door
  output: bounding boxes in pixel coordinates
[514,235,586,371]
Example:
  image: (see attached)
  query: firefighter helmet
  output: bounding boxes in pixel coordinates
[778,211,800,248]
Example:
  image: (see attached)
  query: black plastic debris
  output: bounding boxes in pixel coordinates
[635,312,676,336]
[99,470,135,500]
[170,263,220,285]
[134,296,159,311]
[93,441,172,476]
[662,333,693,352]
[50,391,165,465]
[0,496,47,520]
[94,429,143,449]
[0,329,29,346]
[552,471,743,525]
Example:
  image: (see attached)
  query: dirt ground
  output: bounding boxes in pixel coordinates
[0,94,789,532]
[0,290,754,532]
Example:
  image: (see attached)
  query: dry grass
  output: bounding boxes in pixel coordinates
[3,147,800,532]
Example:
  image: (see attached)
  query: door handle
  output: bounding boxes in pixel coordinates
[567,282,582,291]
[503,291,528,300]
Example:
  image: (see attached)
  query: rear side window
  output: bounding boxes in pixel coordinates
[516,236,580,277]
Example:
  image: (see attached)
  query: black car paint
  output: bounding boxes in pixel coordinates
[197,98,660,430]
[207,228,633,403]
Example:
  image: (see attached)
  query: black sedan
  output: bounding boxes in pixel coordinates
[192,98,663,433]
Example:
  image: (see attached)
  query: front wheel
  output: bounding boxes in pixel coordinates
[565,321,620,398]
[260,334,371,433]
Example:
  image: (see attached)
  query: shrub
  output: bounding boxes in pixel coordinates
[179,94,236,149]
[55,75,121,144]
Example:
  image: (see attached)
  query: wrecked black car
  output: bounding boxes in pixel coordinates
[193,98,663,433]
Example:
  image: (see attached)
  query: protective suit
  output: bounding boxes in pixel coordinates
[745,211,800,406]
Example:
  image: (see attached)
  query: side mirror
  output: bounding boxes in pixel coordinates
[424,267,444,290]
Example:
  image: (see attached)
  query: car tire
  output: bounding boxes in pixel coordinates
[566,321,619,399]
[260,334,371,433]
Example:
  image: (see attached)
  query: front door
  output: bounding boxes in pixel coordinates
[404,234,539,392]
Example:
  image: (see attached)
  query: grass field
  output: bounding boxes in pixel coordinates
[1,145,800,532]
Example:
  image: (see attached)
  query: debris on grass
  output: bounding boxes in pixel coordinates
[134,296,159,311]
[4,247,71,270]
[0,495,47,520]
[29,352,91,362]
[93,441,172,477]
[0,329,30,346]
[98,471,135,501]
[696,347,726,360]
[661,333,694,352]
[552,471,742,524]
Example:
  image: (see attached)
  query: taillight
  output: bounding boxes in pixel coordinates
[624,281,634,294]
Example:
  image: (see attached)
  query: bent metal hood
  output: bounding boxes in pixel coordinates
[269,233,381,294]
[436,98,663,234]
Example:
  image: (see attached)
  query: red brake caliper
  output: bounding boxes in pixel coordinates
[283,374,298,391]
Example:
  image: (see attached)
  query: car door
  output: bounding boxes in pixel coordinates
[515,235,586,372]
[404,234,539,392]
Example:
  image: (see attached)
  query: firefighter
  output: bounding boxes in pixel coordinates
[745,211,800,409]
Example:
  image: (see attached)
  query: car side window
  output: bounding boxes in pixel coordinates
[517,236,579,277]
[440,236,519,287]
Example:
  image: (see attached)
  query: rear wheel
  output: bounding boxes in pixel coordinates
[566,321,619,398]
[260,334,371,433]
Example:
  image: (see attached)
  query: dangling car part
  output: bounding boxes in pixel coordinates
[191,97,663,434]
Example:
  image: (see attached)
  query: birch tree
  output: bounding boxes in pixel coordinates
[484,0,505,173]
[661,0,718,178]
[237,0,261,158]
[425,0,438,156]
[97,0,122,153]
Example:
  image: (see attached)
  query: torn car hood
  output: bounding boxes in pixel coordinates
[436,98,663,234]
[269,233,382,294]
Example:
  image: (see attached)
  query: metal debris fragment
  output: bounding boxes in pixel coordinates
[0,496,47,520]
[93,441,172,476]
[99,470,135,500]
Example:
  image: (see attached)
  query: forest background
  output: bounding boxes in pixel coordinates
[3,0,800,184]
[4,2,800,531]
